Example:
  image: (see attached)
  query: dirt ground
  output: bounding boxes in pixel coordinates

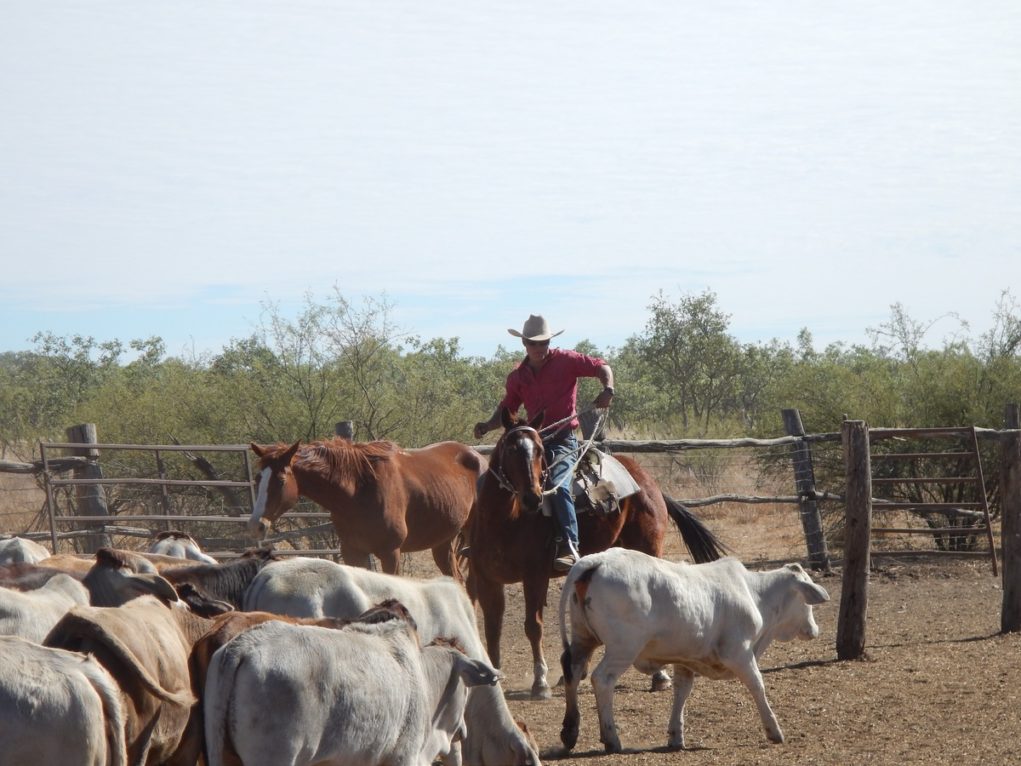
[5,457,1018,765]
[459,453,1018,766]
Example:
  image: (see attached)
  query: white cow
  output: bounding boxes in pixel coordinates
[147,531,218,564]
[0,634,128,766]
[558,549,830,752]
[0,536,50,565]
[204,615,499,766]
[0,573,90,642]
[243,557,542,766]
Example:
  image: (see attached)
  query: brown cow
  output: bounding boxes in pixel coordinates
[44,549,219,766]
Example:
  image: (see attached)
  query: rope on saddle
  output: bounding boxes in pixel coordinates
[539,406,608,498]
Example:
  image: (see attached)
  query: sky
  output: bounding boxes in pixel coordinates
[2,1,1019,361]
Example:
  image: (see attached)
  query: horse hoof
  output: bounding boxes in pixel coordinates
[651,675,673,692]
[560,725,578,751]
[530,684,552,700]
[602,740,622,754]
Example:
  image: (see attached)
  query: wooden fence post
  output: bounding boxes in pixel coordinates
[837,419,871,660]
[335,421,355,440]
[65,423,112,553]
[1000,403,1021,633]
[782,408,830,571]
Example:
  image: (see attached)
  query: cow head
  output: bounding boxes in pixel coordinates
[774,563,830,642]
[84,548,180,608]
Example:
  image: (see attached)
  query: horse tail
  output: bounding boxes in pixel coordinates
[665,497,727,563]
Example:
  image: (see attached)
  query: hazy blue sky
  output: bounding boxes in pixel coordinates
[2,1,1018,359]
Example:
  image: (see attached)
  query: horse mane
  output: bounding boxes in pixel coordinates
[294,437,398,485]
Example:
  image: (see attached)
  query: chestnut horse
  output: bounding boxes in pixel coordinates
[467,410,726,698]
[248,438,485,579]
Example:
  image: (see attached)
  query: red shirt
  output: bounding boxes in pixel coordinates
[499,347,606,433]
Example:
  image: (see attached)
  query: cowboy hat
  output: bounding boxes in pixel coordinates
[508,314,564,341]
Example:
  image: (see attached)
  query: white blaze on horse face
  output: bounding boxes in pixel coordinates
[250,467,272,529]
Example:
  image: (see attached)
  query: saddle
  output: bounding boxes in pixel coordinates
[542,449,641,518]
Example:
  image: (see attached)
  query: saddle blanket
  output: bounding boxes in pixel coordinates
[542,449,641,517]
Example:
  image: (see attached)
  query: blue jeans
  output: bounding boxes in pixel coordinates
[544,432,579,551]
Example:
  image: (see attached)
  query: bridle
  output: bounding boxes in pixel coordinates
[487,425,547,496]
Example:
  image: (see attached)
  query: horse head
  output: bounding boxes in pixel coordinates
[248,441,301,539]
[492,409,546,514]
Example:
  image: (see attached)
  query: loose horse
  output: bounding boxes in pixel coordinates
[249,438,485,579]
[467,409,726,698]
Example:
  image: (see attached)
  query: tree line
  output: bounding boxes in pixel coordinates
[2,288,1020,464]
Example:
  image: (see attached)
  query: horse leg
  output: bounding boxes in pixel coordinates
[430,539,460,581]
[339,541,373,570]
[522,578,551,699]
[376,547,401,575]
[473,574,506,669]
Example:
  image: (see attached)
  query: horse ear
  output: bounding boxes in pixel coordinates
[529,410,544,431]
[250,442,266,457]
[284,441,301,462]
[500,407,515,430]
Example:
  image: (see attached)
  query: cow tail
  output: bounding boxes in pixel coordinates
[82,657,129,766]
[665,497,728,563]
[204,644,243,766]
[558,560,601,684]
[50,613,195,707]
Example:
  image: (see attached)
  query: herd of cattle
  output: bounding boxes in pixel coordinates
[0,531,829,765]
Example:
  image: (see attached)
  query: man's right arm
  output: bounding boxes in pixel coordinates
[473,407,502,440]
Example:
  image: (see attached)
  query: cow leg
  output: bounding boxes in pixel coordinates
[731,656,784,743]
[474,575,506,669]
[590,650,638,753]
[666,666,695,750]
[560,637,599,752]
[522,580,550,699]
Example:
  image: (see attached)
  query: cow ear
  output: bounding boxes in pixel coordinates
[796,579,830,605]
[177,583,234,617]
[455,656,501,688]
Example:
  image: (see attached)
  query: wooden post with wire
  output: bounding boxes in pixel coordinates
[65,423,112,553]
[782,408,830,571]
[837,419,871,660]
[1001,403,1021,633]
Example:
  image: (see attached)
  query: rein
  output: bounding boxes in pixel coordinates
[487,408,609,499]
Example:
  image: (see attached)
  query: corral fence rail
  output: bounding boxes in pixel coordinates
[1,410,1018,573]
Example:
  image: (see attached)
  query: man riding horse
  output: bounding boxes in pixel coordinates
[474,314,615,572]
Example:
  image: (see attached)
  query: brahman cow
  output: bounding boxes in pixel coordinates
[559,549,830,752]
[0,634,128,766]
[0,572,90,642]
[0,535,50,565]
[147,530,218,564]
[243,557,542,766]
[204,611,499,766]
[188,606,384,764]
[44,550,221,766]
